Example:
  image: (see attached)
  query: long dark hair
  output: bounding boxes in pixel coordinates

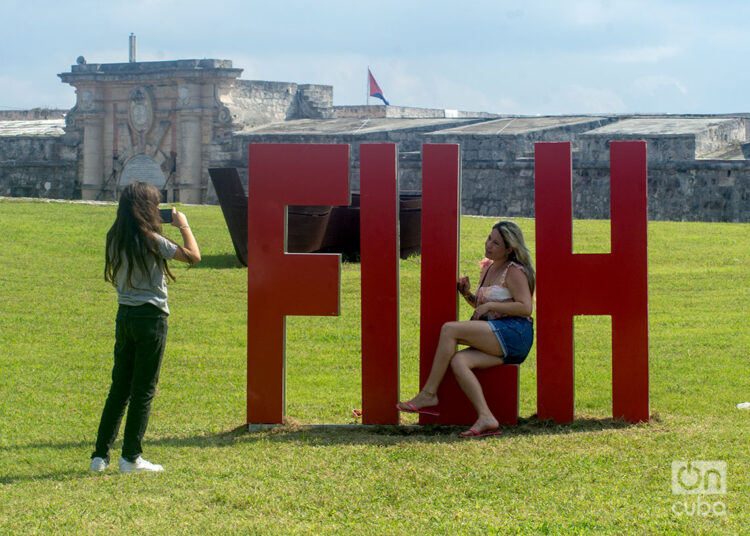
[105,182,176,286]
[493,220,535,294]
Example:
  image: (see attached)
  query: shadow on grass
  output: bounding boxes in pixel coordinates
[0,414,653,453]
[0,469,84,485]
[226,414,649,446]
[152,414,653,450]
[188,253,244,270]
[0,415,656,484]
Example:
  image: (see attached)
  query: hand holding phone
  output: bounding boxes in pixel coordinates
[171,209,189,229]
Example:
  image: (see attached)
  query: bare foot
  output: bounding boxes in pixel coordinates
[400,390,438,411]
[459,415,499,437]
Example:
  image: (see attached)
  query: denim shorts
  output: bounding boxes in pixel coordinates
[487,316,533,365]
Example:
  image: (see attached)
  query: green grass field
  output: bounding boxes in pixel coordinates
[0,199,748,535]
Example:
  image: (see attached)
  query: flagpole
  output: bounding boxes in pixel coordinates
[366,66,370,106]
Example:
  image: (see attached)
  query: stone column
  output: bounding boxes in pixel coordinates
[176,113,203,203]
[81,116,105,200]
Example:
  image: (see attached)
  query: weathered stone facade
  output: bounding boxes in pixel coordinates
[1,58,749,222]
[0,119,77,198]
[56,59,333,203]
[231,115,750,222]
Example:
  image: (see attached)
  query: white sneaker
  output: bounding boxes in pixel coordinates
[119,456,164,473]
[90,457,108,472]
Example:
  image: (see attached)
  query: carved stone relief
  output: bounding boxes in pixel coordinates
[178,85,191,106]
[79,89,95,111]
[128,87,153,134]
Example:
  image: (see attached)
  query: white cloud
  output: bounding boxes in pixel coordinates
[402,73,511,113]
[607,45,680,63]
[231,52,371,103]
[230,53,509,113]
[1,0,748,114]
[563,0,617,25]
[542,84,627,114]
[0,76,74,110]
[549,0,657,26]
[371,59,504,112]
[631,75,688,97]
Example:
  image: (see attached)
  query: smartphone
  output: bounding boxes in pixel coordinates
[159,208,173,223]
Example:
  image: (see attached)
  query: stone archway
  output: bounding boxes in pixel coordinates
[59,59,244,203]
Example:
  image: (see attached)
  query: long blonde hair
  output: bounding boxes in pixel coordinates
[493,220,535,294]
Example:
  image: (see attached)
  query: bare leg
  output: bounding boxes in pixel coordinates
[451,348,505,434]
[400,320,502,410]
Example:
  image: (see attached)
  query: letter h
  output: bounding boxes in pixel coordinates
[534,141,649,423]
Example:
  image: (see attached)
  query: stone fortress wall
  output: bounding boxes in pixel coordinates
[0,112,78,199]
[0,57,748,222]
[231,114,750,222]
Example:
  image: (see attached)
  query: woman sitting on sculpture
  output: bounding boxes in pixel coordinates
[397,220,535,437]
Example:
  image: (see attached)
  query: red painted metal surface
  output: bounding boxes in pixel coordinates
[417,144,461,425]
[535,141,649,424]
[415,146,519,426]
[246,143,349,424]
[434,365,520,426]
[360,144,400,424]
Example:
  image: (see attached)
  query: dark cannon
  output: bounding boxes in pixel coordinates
[209,167,421,266]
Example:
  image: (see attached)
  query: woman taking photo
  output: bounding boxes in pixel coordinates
[90,182,201,473]
[397,220,535,437]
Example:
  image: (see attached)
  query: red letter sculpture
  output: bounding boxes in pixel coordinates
[418,144,521,425]
[535,141,649,424]
[360,144,400,424]
[247,144,349,424]
[418,144,460,425]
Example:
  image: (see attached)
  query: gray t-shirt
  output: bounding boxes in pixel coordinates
[114,233,179,314]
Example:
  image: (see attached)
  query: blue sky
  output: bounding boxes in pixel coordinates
[1,0,747,114]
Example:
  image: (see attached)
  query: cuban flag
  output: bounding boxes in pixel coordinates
[368,69,390,106]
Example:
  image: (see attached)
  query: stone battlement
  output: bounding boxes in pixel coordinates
[0,109,67,121]
[65,59,238,75]
[333,105,499,119]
